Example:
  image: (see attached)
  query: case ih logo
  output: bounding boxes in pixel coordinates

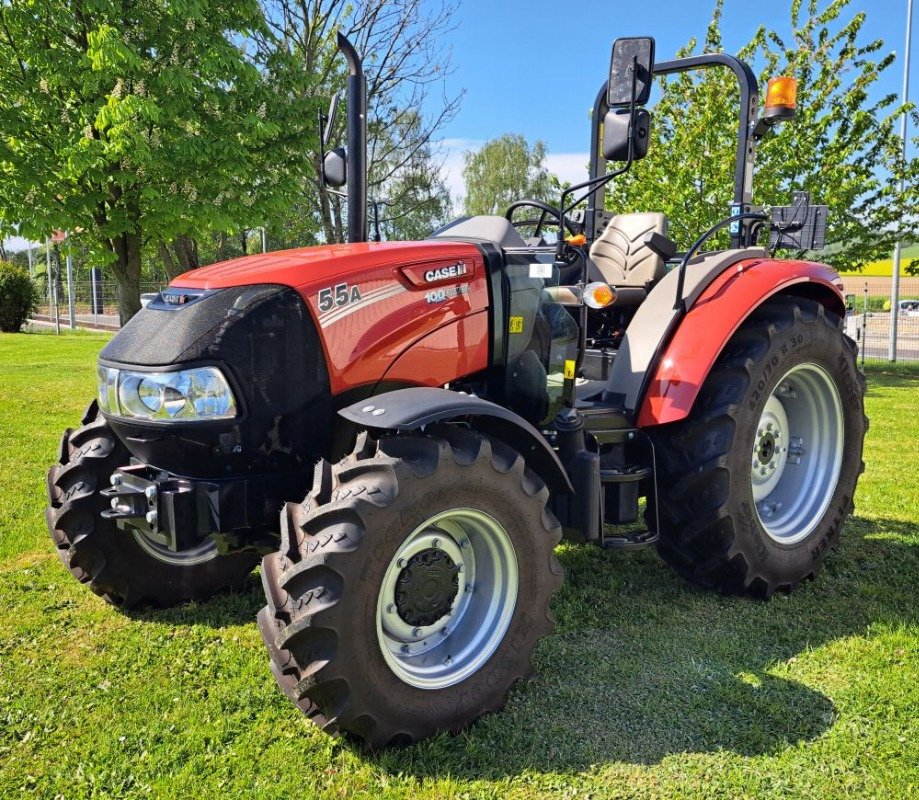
[424,261,468,283]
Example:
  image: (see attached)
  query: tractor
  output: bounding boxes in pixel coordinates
[45,33,867,749]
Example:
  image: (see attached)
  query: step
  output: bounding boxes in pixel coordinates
[601,529,660,550]
[600,465,651,484]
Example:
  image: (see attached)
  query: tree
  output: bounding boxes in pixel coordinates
[605,0,919,273]
[257,0,461,245]
[462,134,558,217]
[0,0,316,323]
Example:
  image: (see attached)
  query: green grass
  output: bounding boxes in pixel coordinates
[1,332,917,800]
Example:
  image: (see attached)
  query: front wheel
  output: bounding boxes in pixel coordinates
[258,426,563,749]
[45,403,258,607]
[648,297,867,597]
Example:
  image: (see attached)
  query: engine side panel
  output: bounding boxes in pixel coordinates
[636,259,845,427]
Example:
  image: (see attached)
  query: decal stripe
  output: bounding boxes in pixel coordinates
[318,283,406,328]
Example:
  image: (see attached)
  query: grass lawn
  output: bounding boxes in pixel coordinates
[0,331,916,800]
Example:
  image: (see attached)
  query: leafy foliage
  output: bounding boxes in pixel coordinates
[462,134,557,217]
[0,262,37,332]
[0,0,317,322]
[607,0,918,272]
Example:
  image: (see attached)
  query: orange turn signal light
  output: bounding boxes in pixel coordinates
[583,282,616,309]
[764,76,797,121]
[565,233,587,247]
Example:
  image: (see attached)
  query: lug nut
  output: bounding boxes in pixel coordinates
[459,539,469,549]
[431,538,441,548]
[412,628,422,638]
[145,511,157,525]
[400,644,410,654]
[396,558,405,568]
[386,604,395,614]
[144,486,156,501]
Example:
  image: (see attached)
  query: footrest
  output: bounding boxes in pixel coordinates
[600,466,651,484]
[601,529,660,550]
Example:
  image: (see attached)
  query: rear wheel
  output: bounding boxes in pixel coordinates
[648,297,866,597]
[45,403,258,607]
[258,426,563,748]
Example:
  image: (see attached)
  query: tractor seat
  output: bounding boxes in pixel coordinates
[589,212,669,289]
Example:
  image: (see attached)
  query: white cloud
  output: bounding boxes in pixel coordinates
[435,138,590,210]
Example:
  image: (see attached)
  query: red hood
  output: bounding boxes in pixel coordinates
[172,240,478,290]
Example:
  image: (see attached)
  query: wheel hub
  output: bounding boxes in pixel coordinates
[375,509,518,690]
[750,363,844,544]
[395,548,460,627]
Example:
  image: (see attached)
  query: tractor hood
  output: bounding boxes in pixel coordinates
[172,240,477,291]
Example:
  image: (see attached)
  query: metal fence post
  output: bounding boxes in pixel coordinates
[66,248,76,331]
[889,0,913,362]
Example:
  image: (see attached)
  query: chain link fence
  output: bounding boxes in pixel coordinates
[27,263,919,363]
[840,276,919,363]
[34,278,165,330]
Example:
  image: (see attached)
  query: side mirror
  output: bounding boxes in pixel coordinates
[323,148,347,188]
[602,108,651,162]
[608,37,655,107]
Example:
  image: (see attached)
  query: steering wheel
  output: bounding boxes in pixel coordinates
[504,199,579,240]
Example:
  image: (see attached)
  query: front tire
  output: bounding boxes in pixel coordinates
[258,426,563,749]
[648,297,867,597]
[45,403,259,607]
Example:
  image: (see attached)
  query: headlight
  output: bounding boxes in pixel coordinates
[97,366,237,421]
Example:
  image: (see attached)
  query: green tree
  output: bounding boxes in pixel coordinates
[606,0,919,272]
[462,134,557,217]
[0,0,316,323]
[259,0,461,245]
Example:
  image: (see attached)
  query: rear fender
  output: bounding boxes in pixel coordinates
[339,387,573,494]
[636,259,845,427]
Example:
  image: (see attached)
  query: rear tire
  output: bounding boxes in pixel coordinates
[45,402,259,608]
[647,297,867,597]
[258,426,563,749]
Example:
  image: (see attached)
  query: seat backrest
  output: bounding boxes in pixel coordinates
[588,212,668,287]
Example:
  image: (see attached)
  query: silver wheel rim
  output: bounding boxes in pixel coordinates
[751,362,844,544]
[131,531,218,566]
[375,508,518,690]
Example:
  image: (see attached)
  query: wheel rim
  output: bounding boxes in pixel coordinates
[131,531,218,566]
[751,362,844,544]
[375,508,518,690]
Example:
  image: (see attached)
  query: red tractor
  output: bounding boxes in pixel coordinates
[46,34,866,748]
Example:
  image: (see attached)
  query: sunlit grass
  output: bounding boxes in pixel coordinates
[0,332,916,799]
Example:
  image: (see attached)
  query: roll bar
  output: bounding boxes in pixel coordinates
[586,53,760,249]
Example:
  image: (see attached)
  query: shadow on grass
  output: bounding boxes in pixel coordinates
[115,516,915,775]
[363,516,917,775]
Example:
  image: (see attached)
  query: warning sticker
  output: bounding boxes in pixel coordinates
[509,316,524,334]
[564,360,576,379]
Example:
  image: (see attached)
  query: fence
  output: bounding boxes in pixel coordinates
[29,264,919,363]
[34,278,165,330]
[840,276,919,363]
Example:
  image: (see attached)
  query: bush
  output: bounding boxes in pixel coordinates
[0,261,37,332]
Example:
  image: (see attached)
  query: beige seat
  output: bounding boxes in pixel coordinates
[589,212,669,287]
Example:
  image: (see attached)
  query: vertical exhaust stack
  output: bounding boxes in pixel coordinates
[337,32,368,244]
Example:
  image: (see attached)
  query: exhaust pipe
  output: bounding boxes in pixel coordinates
[337,32,368,244]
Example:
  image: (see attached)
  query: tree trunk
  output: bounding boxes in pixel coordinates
[159,234,200,281]
[109,232,142,325]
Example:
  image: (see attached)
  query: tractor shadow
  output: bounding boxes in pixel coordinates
[366,516,917,776]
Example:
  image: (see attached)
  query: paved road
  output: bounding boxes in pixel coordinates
[847,312,919,361]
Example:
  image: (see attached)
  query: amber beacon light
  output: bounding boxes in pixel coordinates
[764,76,798,122]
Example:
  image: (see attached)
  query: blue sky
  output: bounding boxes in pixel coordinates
[4,0,915,250]
[434,0,917,198]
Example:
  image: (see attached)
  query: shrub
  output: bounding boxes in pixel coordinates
[0,261,37,332]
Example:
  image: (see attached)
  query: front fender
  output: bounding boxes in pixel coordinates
[339,387,573,494]
[637,259,845,427]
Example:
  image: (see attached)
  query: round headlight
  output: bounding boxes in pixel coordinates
[137,378,163,413]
